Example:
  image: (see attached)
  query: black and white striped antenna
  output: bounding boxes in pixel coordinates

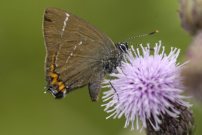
[125,30,159,43]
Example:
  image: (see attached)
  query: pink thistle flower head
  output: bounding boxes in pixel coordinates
[102,41,191,131]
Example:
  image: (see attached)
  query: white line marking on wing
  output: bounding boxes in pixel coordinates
[61,13,70,36]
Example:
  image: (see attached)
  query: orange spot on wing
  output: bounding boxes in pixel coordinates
[48,54,66,92]
[50,64,54,72]
[49,72,58,78]
[51,78,57,85]
[59,83,65,91]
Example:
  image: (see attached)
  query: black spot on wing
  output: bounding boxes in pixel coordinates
[44,16,52,22]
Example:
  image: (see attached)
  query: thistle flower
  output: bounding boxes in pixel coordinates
[102,41,193,134]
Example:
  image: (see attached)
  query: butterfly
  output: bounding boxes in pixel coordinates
[43,7,128,101]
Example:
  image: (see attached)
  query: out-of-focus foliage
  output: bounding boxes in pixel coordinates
[0,0,201,135]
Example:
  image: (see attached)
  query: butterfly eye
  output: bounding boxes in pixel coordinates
[116,42,128,53]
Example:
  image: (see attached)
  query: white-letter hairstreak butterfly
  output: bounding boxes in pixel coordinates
[43,8,128,101]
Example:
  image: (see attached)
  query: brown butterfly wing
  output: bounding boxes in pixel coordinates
[43,8,64,71]
[43,8,117,100]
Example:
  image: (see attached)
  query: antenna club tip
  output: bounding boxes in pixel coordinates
[149,30,159,35]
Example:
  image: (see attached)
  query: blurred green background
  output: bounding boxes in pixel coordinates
[0,0,201,135]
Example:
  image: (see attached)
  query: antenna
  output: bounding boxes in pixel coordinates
[126,30,159,43]
[148,30,159,35]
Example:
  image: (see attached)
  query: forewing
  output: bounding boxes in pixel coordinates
[43,8,116,93]
[43,8,66,70]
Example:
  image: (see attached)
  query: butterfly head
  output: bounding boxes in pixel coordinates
[102,42,128,74]
[115,42,128,53]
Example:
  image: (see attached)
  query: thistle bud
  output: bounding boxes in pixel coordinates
[179,0,202,35]
[182,30,202,101]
